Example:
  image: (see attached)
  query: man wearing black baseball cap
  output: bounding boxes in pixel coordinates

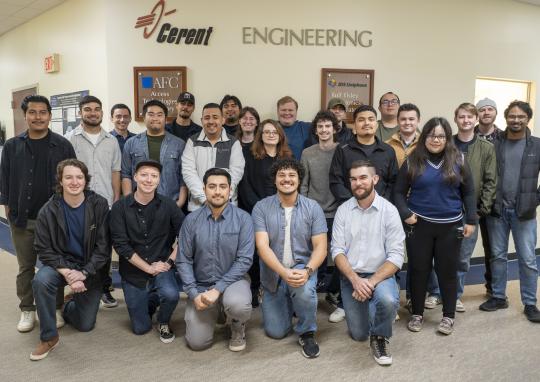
[166,92,202,142]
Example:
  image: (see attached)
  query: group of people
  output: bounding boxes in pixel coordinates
[1,90,539,366]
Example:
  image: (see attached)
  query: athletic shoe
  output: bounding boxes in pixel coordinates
[370,335,392,366]
[329,307,345,323]
[456,299,465,313]
[524,305,540,323]
[101,291,118,308]
[17,311,35,333]
[229,320,246,351]
[438,317,454,335]
[407,315,423,332]
[424,295,441,309]
[479,297,509,312]
[405,299,413,314]
[158,323,175,343]
[30,335,59,361]
[298,331,320,358]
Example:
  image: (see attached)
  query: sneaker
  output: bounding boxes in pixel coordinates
[101,291,118,308]
[229,320,246,351]
[479,297,509,312]
[456,299,465,313]
[370,335,392,366]
[407,315,423,332]
[329,307,345,323]
[158,323,175,343]
[298,332,320,358]
[438,317,454,335]
[325,292,339,308]
[394,312,400,322]
[524,305,540,323]
[405,299,413,314]
[56,309,65,329]
[17,311,36,333]
[29,335,59,361]
[424,295,441,309]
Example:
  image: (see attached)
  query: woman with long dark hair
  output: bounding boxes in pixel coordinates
[238,119,292,306]
[394,117,476,335]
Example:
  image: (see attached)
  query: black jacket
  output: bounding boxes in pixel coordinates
[492,129,540,220]
[34,191,111,286]
[329,136,398,203]
[0,130,75,228]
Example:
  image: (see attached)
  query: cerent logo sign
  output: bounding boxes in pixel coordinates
[134,0,213,46]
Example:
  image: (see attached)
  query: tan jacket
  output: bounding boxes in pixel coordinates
[386,132,420,168]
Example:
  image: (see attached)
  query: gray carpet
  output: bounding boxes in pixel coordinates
[0,250,539,382]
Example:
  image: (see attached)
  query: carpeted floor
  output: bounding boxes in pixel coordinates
[0,250,539,382]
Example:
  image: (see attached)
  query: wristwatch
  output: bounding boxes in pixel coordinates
[305,266,315,277]
[81,269,89,278]
[166,258,176,268]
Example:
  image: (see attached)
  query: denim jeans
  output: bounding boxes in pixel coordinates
[32,266,101,341]
[341,275,399,340]
[428,223,479,299]
[261,273,318,338]
[122,270,180,334]
[487,208,538,305]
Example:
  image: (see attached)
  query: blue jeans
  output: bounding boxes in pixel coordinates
[122,270,180,335]
[262,273,318,338]
[32,266,101,341]
[487,208,538,305]
[341,275,399,340]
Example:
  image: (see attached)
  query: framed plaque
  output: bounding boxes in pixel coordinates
[133,66,187,122]
[321,68,374,123]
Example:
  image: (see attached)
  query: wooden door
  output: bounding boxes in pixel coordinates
[11,86,38,136]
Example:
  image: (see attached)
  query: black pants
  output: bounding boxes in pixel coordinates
[406,218,462,319]
[248,252,260,293]
[479,216,493,293]
[100,258,112,293]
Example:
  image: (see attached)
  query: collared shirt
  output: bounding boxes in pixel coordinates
[0,129,75,228]
[331,193,405,273]
[110,129,136,153]
[66,126,121,207]
[252,194,327,292]
[121,131,186,201]
[177,203,254,300]
[110,193,184,287]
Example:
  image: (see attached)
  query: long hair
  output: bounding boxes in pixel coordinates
[251,119,293,160]
[407,117,464,184]
[236,106,260,141]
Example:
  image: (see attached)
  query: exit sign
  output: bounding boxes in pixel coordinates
[44,54,60,73]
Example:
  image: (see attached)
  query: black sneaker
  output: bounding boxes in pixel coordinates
[298,332,320,358]
[524,305,540,323]
[101,291,118,308]
[158,324,175,343]
[370,336,392,366]
[479,297,508,312]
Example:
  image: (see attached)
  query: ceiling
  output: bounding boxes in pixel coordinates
[0,0,65,37]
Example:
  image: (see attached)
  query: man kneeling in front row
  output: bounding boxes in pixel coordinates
[31,159,111,360]
[332,160,405,366]
[177,168,254,351]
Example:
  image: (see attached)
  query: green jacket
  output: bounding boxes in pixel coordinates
[454,135,497,217]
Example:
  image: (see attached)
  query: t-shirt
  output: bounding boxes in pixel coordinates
[454,136,476,154]
[85,131,101,146]
[27,136,50,219]
[147,134,165,162]
[376,121,399,142]
[358,141,377,157]
[502,138,526,208]
[282,207,294,268]
[61,198,86,262]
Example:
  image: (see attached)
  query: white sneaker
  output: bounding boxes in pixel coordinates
[456,299,466,313]
[56,309,65,328]
[17,311,36,332]
[424,295,442,309]
[329,307,345,323]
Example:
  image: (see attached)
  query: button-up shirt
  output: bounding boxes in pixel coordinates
[177,203,254,300]
[331,193,405,273]
[252,194,327,293]
[122,131,186,201]
[65,126,121,207]
[110,193,184,287]
[110,129,136,153]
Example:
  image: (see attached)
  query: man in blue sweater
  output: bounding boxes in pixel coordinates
[277,96,312,160]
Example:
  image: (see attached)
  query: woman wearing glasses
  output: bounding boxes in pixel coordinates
[238,119,293,306]
[394,117,476,335]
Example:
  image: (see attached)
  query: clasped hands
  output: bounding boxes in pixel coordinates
[350,274,375,302]
[193,289,220,311]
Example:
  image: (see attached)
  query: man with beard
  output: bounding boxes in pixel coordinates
[253,158,327,359]
[331,160,404,366]
[122,99,187,207]
[110,104,135,152]
[177,168,254,352]
[65,95,122,308]
[220,95,242,136]
[166,92,202,142]
[480,100,540,322]
[475,98,503,143]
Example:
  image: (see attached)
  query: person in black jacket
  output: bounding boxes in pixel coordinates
[30,159,111,361]
[479,101,540,323]
[329,105,398,204]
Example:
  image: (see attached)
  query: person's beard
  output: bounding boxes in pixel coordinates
[353,181,374,201]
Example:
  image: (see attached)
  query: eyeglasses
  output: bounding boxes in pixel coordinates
[507,115,528,121]
[381,99,399,106]
[263,130,278,136]
[426,134,446,141]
